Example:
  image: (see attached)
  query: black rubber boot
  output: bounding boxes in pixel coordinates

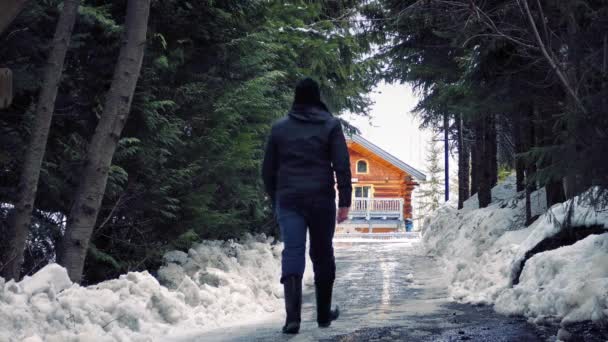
[315,281,339,328]
[282,276,302,334]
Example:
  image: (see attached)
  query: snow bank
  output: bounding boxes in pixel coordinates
[422,176,547,304]
[422,176,608,325]
[0,234,313,342]
[495,234,608,324]
[460,174,546,214]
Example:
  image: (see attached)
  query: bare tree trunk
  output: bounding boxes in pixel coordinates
[488,114,498,187]
[476,114,492,208]
[457,114,470,209]
[58,0,150,284]
[0,0,28,35]
[525,179,533,224]
[563,174,584,199]
[0,68,13,109]
[535,103,565,206]
[523,103,536,223]
[513,111,525,192]
[443,113,450,202]
[470,118,479,197]
[546,179,565,206]
[1,0,79,281]
[560,5,589,200]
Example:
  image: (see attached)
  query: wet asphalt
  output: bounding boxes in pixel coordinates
[184,241,607,342]
[324,241,545,342]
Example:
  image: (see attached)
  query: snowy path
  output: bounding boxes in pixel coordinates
[169,240,546,342]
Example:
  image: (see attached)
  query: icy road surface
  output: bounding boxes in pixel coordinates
[169,240,546,342]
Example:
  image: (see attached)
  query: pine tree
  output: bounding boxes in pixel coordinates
[0,1,377,282]
[0,0,27,35]
[450,169,459,202]
[2,0,79,281]
[418,138,445,218]
[59,0,151,283]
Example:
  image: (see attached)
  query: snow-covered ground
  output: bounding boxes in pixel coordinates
[1,236,442,342]
[3,177,607,341]
[0,235,312,342]
[168,240,455,341]
[422,176,608,325]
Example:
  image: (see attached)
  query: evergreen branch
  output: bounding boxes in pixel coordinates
[517,0,588,115]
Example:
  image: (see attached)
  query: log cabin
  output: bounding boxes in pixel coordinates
[337,135,426,233]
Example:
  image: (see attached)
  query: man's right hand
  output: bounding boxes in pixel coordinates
[337,207,350,223]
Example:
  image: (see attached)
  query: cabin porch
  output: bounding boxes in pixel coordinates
[336,198,406,234]
[336,219,403,233]
[348,197,404,220]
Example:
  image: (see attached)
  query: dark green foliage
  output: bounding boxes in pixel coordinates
[418,138,444,216]
[1,0,375,282]
[365,0,608,210]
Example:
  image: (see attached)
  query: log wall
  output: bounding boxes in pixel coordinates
[347,142,416,219]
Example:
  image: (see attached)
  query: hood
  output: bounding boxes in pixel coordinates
[288,104,332,123]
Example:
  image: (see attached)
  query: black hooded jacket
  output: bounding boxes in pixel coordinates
[262,104,352,208]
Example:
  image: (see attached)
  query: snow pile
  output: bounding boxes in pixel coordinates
[0,234,313,342]
[422,177,608,324]
[495,233,608,324]
[422,176,547,304]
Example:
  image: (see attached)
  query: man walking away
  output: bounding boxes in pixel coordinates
[262,78,352,334]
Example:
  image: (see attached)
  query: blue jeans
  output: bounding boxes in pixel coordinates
[276,195,337,284]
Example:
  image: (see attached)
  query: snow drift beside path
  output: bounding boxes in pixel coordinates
[0,234,313,342]
[422,176,608,325]
[495,233,608,324]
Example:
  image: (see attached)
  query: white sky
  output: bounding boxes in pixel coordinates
[344,82,458,220]
[344,82,433,173]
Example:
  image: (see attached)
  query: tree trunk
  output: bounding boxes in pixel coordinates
[0,68,13,109]
[538,105,565,206]
[0,0,28,35]
[513,111,525,192]
[560,10,589,200]
[457,114,470,209]
[563,174,584,199]
[523,103,536,223]
[476,114,492,208]
[58,0,150,284]
[487,113,498,188]
[546,180,565,206]
[1,0,79,281]
[525,179,533,225]
[444,113,449,202]
[470,127,479,196]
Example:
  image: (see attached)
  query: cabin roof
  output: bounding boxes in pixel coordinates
[347,135,426,181]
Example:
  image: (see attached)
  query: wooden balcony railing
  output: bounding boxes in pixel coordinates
[347,197,404,220]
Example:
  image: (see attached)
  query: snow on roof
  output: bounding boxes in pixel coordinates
[347,134,426,181]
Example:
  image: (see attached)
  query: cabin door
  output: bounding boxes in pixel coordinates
[354,185,372,213]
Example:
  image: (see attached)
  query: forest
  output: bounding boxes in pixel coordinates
[1,0,607,285]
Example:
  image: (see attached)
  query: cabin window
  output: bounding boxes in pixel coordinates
[356,160,368,174]
[354,186,372,198]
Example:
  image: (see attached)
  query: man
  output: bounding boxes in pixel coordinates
[262,78,352,334]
